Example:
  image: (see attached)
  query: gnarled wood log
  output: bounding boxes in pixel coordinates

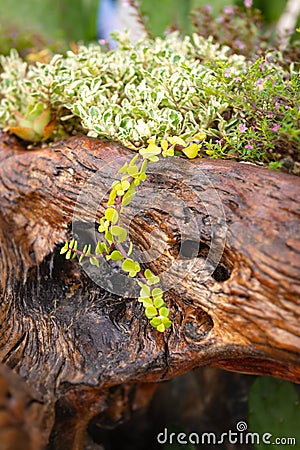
[0,132,299,448]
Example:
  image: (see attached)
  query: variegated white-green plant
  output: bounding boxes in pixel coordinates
[0,31,298,330]
[0,31,248,149]
[0,31,296,159]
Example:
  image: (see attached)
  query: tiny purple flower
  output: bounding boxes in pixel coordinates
[275,100,280,110]
[224,6,234,14]
[224,69,231,77]
[203,5,212,12]
[244,0,253,8]
[272,124,280,132]
[256,78,263,85]
[234,77,242,82]
[245,142,253,149]
[234,40,245,50]
[239,123,247,133]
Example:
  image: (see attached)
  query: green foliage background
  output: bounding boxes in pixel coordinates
[248,377,300,449]
[236,0,286,23]
[139,0,237,36]
[0,0,98,54]
[0,0,291,54]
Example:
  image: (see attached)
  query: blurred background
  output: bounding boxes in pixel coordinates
[0,0,299,56]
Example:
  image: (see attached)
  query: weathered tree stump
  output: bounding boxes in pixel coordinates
[0,132,299,448]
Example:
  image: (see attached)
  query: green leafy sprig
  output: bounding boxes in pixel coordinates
[60,134,205,332]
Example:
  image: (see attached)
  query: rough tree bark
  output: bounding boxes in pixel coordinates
[0,132,299,449]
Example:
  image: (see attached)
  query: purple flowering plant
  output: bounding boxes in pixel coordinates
[204,58,300,166]
[192,5,300,169]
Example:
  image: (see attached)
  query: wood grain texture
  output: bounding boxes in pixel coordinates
[0,132,299,448]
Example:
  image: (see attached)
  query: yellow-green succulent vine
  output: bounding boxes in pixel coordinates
[61,134,205,332]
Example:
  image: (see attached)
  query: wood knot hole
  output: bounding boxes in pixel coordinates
[184,311,213,342]
[212,262,231,281]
